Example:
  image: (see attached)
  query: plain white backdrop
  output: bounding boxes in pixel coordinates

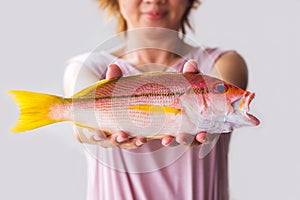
[0,0,299,199]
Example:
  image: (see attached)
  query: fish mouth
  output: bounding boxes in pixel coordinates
[233,92,260,126]
[244,92,254,111]
[246,112,260,126]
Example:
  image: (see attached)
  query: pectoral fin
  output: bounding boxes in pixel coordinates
[179,88,201,125]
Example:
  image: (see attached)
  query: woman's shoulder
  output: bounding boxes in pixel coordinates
[66,50,115,66]
[186,45,231,74]
[189,45,231,59]
[65,51,116,78]
[189,45,248,89]
[213,51,248,89]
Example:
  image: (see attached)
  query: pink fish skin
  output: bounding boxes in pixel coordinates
[9,72,260,136]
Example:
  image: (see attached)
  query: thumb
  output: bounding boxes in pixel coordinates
[183,59,199,73]
[106,63,123,79]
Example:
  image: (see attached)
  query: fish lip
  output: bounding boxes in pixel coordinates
[244,92,254,111]
[232,92,260,126]
[243,92,260,125]
[246,112,260,126]
[232,92,254,112]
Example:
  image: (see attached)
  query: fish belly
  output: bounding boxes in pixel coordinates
[71,95,198,137]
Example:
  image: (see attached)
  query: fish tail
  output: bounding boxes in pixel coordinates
[8,90,70,132]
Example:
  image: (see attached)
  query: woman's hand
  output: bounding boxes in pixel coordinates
[75,128,147,149]
[161,59,208,147]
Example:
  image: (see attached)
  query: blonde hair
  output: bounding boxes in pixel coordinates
[96,0,201,34]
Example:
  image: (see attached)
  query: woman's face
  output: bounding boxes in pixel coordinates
[118,0,190,31]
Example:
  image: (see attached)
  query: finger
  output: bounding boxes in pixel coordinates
[113,131,147,148]
[107,131,129,146]
[89,130,115,148]
[95,132,118,148]
[133,137,147,147]
[183,59,199,74]
[115,131,130,143]
[161,136,179,147]
[119,137,147,149]
[75,133,83,143]
[90,130,107,142]
[106,63,123,79]
[195,132,207,143]
[175,133,194,146]
[161,135,174,146]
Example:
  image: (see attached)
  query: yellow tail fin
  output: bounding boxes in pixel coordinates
[8,90,68,132]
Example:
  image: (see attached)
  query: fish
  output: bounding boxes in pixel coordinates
[8,72,260,138]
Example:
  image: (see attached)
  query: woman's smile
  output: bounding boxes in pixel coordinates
[143,9,166,20]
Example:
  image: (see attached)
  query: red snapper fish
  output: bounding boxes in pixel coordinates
[9,72,259,137]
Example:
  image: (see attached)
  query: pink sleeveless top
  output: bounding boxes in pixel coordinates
[70,47,231,200]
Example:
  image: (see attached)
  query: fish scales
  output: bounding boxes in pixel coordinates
[9,72,260,135]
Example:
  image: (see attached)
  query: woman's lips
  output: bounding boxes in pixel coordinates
[144,11,165,20]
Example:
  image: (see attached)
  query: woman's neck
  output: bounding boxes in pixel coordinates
[114,28,192,72]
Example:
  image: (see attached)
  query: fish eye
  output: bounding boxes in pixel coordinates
[213,83,228,93]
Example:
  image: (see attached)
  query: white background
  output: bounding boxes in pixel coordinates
[0,0,299,199]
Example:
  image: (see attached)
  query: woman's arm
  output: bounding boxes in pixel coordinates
[211,51,248,90]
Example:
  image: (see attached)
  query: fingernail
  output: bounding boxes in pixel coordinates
[135,140,144,147]
[116,136,127,143]
[200,135,206,143]
[196,134,206,143]
[162,136,173,147]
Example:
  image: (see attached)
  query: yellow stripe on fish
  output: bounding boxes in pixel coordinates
[129,104,181,115]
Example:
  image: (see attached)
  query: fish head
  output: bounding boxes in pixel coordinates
[228,90,260,127]
[198,75,260,129]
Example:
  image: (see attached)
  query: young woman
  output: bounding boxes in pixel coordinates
[64,0,248,199]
